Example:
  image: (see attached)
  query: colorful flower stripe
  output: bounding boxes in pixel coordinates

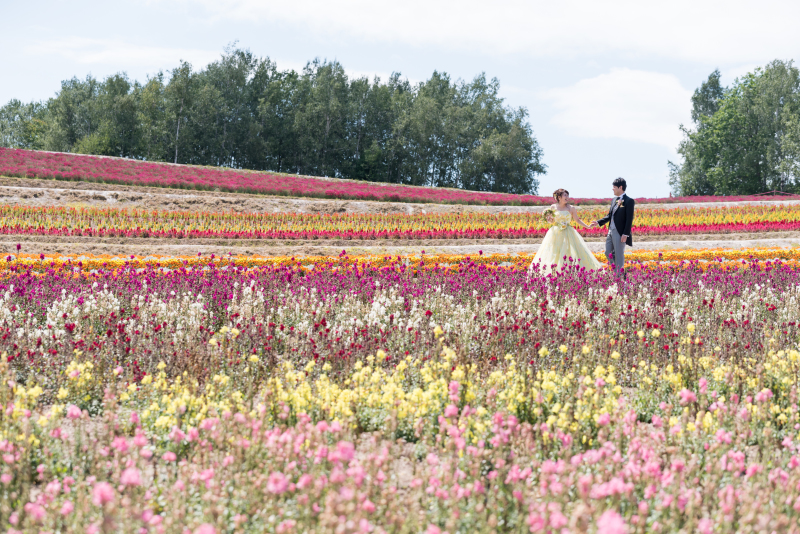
[5,147,800,206]
[4,248,800,272]
[4,203,800,241]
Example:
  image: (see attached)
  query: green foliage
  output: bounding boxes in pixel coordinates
[1,46,544,194]
[671,60,800,196]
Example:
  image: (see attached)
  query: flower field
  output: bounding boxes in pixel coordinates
[3,203,800,241]
[4,147,800,206]
[5,148,800,533]
[4,256,800,532]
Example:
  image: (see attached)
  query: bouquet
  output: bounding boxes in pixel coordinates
[542,207,556,224]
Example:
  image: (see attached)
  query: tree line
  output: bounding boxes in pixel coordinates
[670,59,800,196]
[0,47,545,195]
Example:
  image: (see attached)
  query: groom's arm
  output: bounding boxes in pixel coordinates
[621,198,635,240]
[596,213,611,227]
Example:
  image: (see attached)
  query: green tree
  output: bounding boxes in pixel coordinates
[137,73,169,162]
[165,61,196,164]
[671,61,800,196]
[0,100,48,149]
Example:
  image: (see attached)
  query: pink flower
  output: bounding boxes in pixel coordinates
[112,437,129,453]
[362,499,376,513]
[23,503,46,522]
[1,473,12,484]
[425,526,442,534]
[651,415,663,428]
[194,524,216,534]
[444,404,459,418]
[755,389,774,403]
[92,482,115,506]
[162,452,177,462]
[60,500,74,516]
[698,518,713,534]
[698,377,708,395]
[597,413,611,426]
[336,441,355,462]
[67,404,82,419]
[267,472,289,494]
[679,389,697,405]
[120,467,141,486]
[597,509,628,534]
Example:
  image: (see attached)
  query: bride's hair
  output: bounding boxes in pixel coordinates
[553,188,570,205]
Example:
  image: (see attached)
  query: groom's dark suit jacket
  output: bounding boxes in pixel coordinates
[597,194,635,246]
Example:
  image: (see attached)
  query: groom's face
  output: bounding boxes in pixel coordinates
[612,185,624,197]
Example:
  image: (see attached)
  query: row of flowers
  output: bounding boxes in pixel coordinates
[3,204,800,240]
[3,248,800,273]
[5,147,800,206]
[4,252,800,388]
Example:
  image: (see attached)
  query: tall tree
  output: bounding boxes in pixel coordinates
[165,61,195,164]
[671,60,800,196]
[0,100,48,150]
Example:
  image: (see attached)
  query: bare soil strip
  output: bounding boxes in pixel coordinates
[2,176,799,215]
[3,232,798,258]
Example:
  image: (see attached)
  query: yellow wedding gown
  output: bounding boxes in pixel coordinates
[528,209,603,276]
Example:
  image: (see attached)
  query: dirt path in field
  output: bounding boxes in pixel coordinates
[2,175,799,215]
[3,232,799,257]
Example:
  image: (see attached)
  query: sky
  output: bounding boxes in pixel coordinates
[3,0,800,198]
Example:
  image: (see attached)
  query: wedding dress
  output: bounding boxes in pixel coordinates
[528,209,603,276]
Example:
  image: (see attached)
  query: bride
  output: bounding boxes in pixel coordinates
[528,188,603,276]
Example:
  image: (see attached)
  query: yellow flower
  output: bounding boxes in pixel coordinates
[433,325,443,337]
[637,331,644,338]
[581,345,590,355]
[157,361,167,370]
[538,347,550,357]
[611,351,620,360]
[652,329,661,338]
[57,388,69,400]
[249,354,259,363]
[559,345,567,354]
[687,323,696,334]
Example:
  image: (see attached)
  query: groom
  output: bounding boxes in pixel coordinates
[590,178,635,278]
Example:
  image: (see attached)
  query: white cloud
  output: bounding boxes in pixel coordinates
[25,37,219,70]
[155,0,800,64]
[542,69,692,149]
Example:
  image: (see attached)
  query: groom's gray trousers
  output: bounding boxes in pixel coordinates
[605,228,625,275]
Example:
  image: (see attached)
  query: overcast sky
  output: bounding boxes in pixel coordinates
[3,0,799,197]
